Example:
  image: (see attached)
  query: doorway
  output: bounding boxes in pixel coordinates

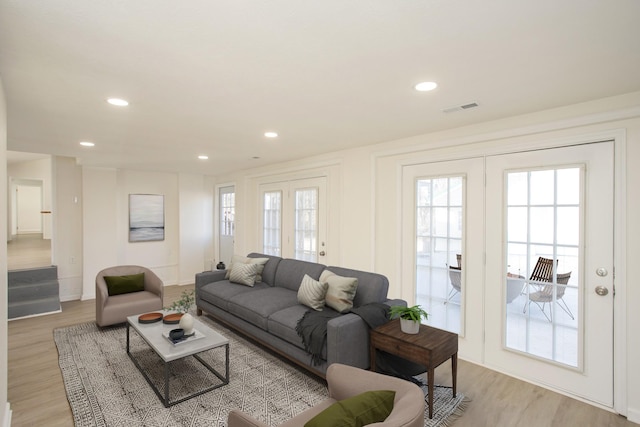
[8,178,52,270]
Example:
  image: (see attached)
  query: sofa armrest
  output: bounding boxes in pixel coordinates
[227,409,270,427]
[96,276,109,309]
[144,271,164,299]
[326,314,370,369]
[195,270,227,290]
[384,298,407,308]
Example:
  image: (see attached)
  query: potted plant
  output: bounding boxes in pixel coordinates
[389,304,429,334]
[165,290,196,334]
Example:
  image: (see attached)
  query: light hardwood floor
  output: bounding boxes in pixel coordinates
[6,233,52,271]
[7,284,635,427]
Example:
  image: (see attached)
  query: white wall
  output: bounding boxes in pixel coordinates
[53,156,83,301]
[178,173,209,284]
[81,168,210,299]
[1,77,12,426]
[210,91,640,422]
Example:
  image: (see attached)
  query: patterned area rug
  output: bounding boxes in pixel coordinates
[54,316,467,426]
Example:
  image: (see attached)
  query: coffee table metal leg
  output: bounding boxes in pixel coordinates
[164,362,170,407]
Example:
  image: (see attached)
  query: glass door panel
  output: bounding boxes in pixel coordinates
[294,187,318,262]
[263,191,282,256]
[505,167,580,367]
[415,176,463,334]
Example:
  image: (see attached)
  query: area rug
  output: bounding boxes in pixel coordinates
[54,315,467,426]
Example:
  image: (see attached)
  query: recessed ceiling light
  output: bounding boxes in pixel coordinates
[414,82,438,92]
[264,132,278,138]
[198,155,209,160]
[80,141,95,147]
[107,98,129,106]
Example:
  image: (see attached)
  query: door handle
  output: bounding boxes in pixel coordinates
[319,251,326,256]
[595,286,609,296]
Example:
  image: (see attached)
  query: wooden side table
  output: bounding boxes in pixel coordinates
[369,319,458,419]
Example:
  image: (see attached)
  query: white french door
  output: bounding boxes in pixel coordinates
[401,158,484,360]
[259,177,327,262]
[218,185,235,266]
[485,141,614,407]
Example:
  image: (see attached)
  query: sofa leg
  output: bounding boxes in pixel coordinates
[197,308,202,316]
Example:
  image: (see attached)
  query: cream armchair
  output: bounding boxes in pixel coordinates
[95,265,164,327]
[228,363,425,427]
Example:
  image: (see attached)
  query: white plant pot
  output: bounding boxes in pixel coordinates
[400,318,420,334]
[179,312,194,335]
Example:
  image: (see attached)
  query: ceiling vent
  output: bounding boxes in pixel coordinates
[442,101,479,113]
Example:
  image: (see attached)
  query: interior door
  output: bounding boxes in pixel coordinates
[484,141,614,407]
[16,184,42,234]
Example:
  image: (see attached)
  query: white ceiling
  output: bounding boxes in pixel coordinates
[1,1,639,175]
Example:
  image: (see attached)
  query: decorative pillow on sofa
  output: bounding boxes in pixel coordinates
[320,270,359,313]
[104,273,145,296]
[229,262,262,287]
[297,274,329,311]
[225,255,269,283]
[304,390,396,427]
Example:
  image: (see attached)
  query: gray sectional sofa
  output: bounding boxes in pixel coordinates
[195,253,404,378]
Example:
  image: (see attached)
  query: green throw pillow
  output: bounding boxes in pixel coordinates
[304,390,395,427]
[104,273,145,296]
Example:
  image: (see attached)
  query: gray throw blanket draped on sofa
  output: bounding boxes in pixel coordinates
[295,303,390,366]
[296,303,427,384]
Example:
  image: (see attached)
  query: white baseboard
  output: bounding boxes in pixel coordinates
[627,407,640,424]
[2,402,11,427]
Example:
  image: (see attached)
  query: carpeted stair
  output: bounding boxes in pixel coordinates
[8,265,61,319]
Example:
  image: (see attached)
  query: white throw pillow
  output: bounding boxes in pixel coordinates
[229,262,262,287]
[297,274,329,311]
[225,255,269,282]
[320,270,358,313]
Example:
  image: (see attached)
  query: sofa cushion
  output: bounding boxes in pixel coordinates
[267,305,314,350]
[228,287,299,330]
[226,255,269,283]
[304,390,396,427]
[248,253,282,286]
[320,270,358,313]
[274,259,326,292]
[199,280,270,311]
[326,266,389,307]
[229,262,263,286]
[297,274,329,311]
[104,273,145,296]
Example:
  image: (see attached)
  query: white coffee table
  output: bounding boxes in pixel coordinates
[126,312,229,407]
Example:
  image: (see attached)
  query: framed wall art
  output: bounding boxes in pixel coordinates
[129,194,165,242]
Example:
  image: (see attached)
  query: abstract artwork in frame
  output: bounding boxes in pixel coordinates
[129,194,165,242]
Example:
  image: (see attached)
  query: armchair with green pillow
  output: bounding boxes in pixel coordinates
[95,265,164,327]
[227,363,425,427]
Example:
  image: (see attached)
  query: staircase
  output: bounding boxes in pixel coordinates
[8,265,61,319]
